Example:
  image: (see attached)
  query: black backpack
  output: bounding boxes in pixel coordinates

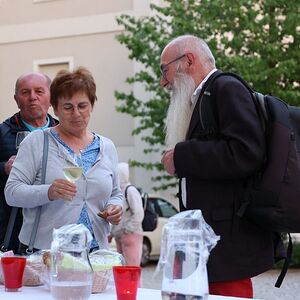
[124,185,158,232]
[200,72,300,287]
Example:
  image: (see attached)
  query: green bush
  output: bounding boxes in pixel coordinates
[275,242,300,269]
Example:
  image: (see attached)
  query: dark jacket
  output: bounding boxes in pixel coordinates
[174,71,274,282]
[0,112,58,252]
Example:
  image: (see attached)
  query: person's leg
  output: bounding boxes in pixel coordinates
[115,237,123,255]
[209,278,253,298]
[119,232,143,266]
[119,232,143,288]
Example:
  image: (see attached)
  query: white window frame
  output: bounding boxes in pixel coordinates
[33,56,74,72]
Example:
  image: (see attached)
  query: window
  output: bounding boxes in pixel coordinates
[33,56,74,79]
[153,198,178,218]
[33,57,74,116]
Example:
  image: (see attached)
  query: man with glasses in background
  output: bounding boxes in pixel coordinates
[160,35,274,298]
[0,72,58,253]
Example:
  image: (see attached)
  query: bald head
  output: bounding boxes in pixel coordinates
[160,35,216,89]
[15,72,51,94]
[162,35,215,70]
[14,72,51,127]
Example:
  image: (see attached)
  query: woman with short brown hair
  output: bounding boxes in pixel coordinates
[5,67,123,253]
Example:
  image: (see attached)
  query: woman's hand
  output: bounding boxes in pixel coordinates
[48,179,77,201]
[107,234,113,243]
[106,205,122,225]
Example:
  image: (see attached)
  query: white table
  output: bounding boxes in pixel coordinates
[0,284,258,300]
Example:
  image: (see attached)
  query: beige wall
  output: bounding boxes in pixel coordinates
[0,31,134,145]
[0,0,176,202]
[0,0,133,26]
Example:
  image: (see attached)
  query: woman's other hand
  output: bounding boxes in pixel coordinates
[48,179,77,201]
[106,205,122,225]
[107,234,113,243]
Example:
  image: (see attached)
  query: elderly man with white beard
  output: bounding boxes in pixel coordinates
[160,35,274,298]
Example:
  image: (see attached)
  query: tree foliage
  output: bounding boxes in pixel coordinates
[115,0,300,190]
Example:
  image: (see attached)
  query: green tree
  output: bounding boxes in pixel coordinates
[115,0,300,190]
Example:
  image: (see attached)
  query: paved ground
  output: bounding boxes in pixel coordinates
[141,262,300,299]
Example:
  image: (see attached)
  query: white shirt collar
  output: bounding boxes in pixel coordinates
[191,68,218,106]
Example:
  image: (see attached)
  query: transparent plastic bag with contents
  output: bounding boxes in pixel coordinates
[156,210,220,300]
[50,224,93,300]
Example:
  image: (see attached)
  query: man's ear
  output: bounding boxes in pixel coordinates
[14,95,20,108]
[185,53,195,72]
[186,53,194,64]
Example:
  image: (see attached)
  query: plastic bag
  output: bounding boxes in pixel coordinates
[51,223,93,251]
[157,210,219,298]
[23,251,48,286]
[89,249,124,293]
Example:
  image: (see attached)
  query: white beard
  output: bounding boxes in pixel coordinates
[165,73,196,149]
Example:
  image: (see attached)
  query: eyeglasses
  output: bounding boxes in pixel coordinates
[62,102,91,114]
[160,54,186,79]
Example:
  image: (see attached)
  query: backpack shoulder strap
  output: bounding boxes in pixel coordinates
[199,72,224,132]
[124,185,147,212]
[200,72,263,132]
[124,184,135,211]
[275,233,293,288]
[221,73,268,129]
[124,184,135,199]
[199,72,240,132]
[142,192,149,211]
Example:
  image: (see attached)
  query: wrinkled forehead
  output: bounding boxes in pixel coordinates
[160,45,172,62]
[160,44,178,68]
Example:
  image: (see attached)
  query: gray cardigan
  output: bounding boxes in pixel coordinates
[5,129,123,250]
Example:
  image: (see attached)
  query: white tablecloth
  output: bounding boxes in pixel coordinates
[0,284,258,300]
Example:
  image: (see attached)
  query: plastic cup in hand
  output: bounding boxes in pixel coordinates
[113,266,141,300]
[1,256,26,292]
[15,131,30,150]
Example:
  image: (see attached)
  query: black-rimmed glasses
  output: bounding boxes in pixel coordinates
[160,54,186,79]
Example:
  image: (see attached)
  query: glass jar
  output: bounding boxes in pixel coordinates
[50,225,93,300]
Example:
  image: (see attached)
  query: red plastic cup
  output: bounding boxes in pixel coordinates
[113,266,141,300]
[1,256,26,292]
